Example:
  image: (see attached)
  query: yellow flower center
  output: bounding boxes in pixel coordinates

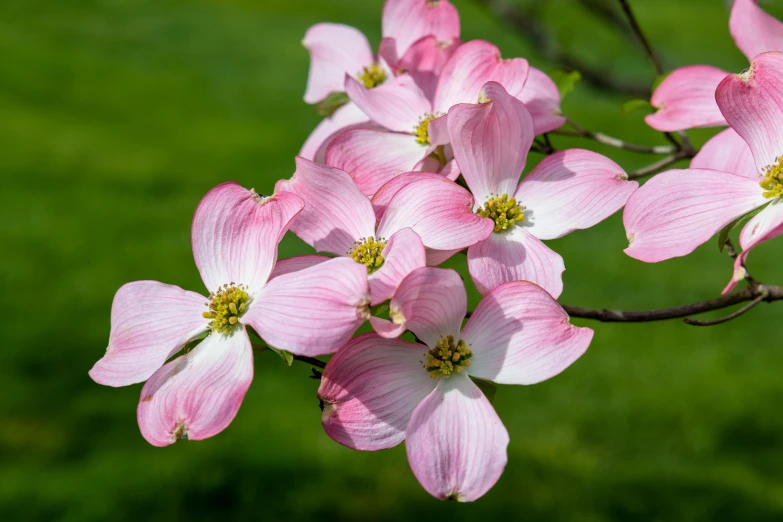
[202,284,250,334]
[760,157,783,199]
[349,236,386,273]
[413,113,442,145]
[358,63,387,89]
[424,335,472,379]
[477,193,526,233]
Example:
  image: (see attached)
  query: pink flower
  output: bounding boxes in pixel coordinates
[90,183,370,446]
[318,267,593,501]
[646,0,783,132]
[375,82,637,296]
[625,52,783,294]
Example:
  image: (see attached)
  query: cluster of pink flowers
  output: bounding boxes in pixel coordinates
[90,0,783,503]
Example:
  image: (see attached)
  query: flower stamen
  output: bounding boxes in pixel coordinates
[424,335,472,379]
[358,63,387,89]
[477,193,526,233]
[760,157,783,199]
[203,284,250,334]
[349,236,386,273]
[413,113,442,145]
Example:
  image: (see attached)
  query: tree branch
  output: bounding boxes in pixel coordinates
[617,0,663,76]
[682,291,768,326]
[555,118,677,154]
[627,149,694,179]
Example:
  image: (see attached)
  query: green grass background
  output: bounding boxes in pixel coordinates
[2,0,783,520]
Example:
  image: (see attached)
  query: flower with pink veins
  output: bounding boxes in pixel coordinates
[625,52,783,294]
[318,267,593,501]
[89,183,370,446]
[646,0,783,132]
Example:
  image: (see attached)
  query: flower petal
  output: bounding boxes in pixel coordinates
[246,258,370,356]
[623,169,766,262]
[691,127,757,179]
[345,74,432,133]
[371,172,445,219]
[730,0,783,61]
[325,129,430,197]
[398,36,461,101]
[299,102,372,163]
[517,149,638,240]
[368,228,427,305]
[406,375,509,502]
[517,67,566,134]
[724,199,783,294]
[716,52,783,171]
[268,255,328,281]
[425,248,463,266]
[448,81,535,202]
[376,177,494,251]
[192,183,304,295]
[137,331,253,447]
[303,23,375,104]
[318,333,436,451]
[645,65,729,132]
[89,281,209,387]
[382,0,461,59]
[467,228,565,297]
[275,157,375,255]
[434,40,529,114]
[463,281,593,384]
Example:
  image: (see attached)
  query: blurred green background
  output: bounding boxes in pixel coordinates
[3,0,783,520]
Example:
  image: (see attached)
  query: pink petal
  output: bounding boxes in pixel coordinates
[427,113,451,146]
[517,67,566,134]
[299,102,372,163]
[425,248,463,266]
[268,255,328,281]
[691,127,757,179]
[462,281,593,384]
[246,258,370,357]
[716,52,783,171]
[89,281,209,387]
[398,35,461,101]
[371,172,445,219]
[517,149,638,241]
[467,227,565,297]
[192,183,303,295]
[137,331,253,447]
[376,176,494,251]
[448,82,534,202]
[440,158,461,180]
[368,228,427,305]
[318,333,436,451]
[382,0,460,59]
[345,74,432,133]
[724,200,783,294]
[303,23,375,104]
[730,0,783,61]
[623,169,766,263]
[325,129,430,197]
[406,375,509,502]
[275,157,375,255]
[434,40,529,114]
[645,65,729,132]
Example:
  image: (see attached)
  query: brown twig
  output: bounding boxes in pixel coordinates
[683,291,768,326]
[556,118,677,155]
[617,0,663,76]
[627,149,694,179]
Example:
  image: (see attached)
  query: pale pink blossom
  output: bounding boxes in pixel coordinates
[318,267,593,501]
[90,183,370,446]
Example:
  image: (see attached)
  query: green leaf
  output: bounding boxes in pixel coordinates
[652,72,670,92]
[269,346,294,367]
[470,377,497,404]
[622,98,653,116]
[717,205,766,252]
[548,69,581,101]
[314,91,350,117]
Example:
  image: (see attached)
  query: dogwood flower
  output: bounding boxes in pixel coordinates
[646,0,783,131]
[89,183,370,446]
[625,52,783,294]
[318,267,593,501]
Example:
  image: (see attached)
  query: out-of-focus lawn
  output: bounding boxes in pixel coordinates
[2,0,783,520]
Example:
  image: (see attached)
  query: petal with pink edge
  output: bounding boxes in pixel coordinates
[517,149,637,241]
[398,36,461,101]
[517,67,566,134]
[318,333,436,451]
[462,281,593,384]
[299,102,372,163]
[246,258,370,357]
[368,228,427,305]
[382,0,460,59]
[623,169,766,263]
[730,0,783,61]
[691,127,757,179]
[303,23,374,104]
[448,81,534,202]
[724,200,783,294]
[377,177,494,251]
[89,281,209,387]
[468,228,565,298]
[269,255,328,281]
[645,65,729,132]
[345,74,432,133]
[275,157,375,255]
[406,375,509,502]
[716,52,783,171]
[326,129,430,197]
[137,330,253,447]
[192,183,304,295]
[372,172,445,219]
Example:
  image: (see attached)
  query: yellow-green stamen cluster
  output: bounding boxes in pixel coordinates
[760,157,783,198]
[203,284,250,334]
[350,236,386,272]
[425,335,472,378]
[358,63,387,89]
[413,113,441,145]
[477,193,526,233]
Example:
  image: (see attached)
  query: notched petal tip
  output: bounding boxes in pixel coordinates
[172,422,189,443]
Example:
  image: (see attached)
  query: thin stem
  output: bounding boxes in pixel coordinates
[627,150,693,179]
[293,355,327,370]
[556,118,677,154]
[683,291,768,326]
[617,0,663,76]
